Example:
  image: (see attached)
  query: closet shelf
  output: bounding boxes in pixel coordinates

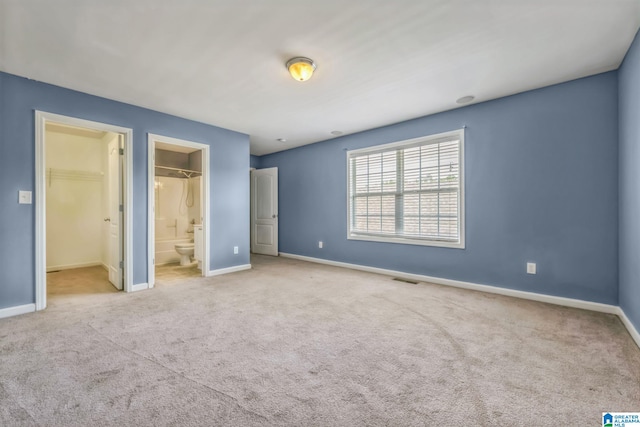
[48,168,103,186]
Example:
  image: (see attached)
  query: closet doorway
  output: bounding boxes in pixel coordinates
[35,111,133,310]
[147,134,210,287]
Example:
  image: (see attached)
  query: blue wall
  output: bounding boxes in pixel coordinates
[619,31,640,331]
[0,72,250,309]
[261,72,619,304]
[250,155,261,169]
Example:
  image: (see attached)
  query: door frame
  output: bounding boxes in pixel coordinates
[35,111,134,310]
[147,133,210,287]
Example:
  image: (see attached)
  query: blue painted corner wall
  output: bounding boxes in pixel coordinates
[260,72,619,305]
[0,72,250,309]
[250,155,261,169]
[619,30,640,331]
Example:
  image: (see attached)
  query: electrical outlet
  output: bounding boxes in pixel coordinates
[527,262,536,275]
[233,246,238,254]
[318,241,323,249]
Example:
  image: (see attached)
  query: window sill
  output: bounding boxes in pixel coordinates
[347,233,465,249]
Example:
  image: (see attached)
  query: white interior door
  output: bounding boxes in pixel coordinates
[108,135,123,290]
[251,167,278,256]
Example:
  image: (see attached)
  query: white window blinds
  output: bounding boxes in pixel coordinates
[347,129,464,248]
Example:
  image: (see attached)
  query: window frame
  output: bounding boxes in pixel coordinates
[346,129,465,249]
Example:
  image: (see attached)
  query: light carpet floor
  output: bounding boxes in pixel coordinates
[1,255,639,426]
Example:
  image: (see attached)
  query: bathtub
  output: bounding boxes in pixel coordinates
[155,237,193,265]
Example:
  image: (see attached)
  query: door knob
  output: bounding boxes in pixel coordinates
[104,218,111,222]
[272,214,277,219]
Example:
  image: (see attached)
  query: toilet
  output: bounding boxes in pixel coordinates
[175,242,195,266]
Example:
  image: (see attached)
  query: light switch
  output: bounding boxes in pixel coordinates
[18,191,32,204]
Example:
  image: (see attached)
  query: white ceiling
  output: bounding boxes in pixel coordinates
[1,1,639,156]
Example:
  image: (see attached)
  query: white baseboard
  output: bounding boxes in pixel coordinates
[0,304,36,320]
[617,308,640,349]
[131,282,149,292]
[46,261,103,272]
[280,253,619,314]
[208,264,252,277]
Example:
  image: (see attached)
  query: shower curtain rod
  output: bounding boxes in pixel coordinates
[155,165,201,177]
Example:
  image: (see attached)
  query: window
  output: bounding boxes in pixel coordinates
[347,129,464,248]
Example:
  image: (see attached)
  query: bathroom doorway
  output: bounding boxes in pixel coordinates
[147,134,210,287]
[35,111,133,310]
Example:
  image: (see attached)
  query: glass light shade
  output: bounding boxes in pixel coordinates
[286,57,316,82]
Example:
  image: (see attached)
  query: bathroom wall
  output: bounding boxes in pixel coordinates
[188,176,202,225]
[155,149,189,172]
[45,128,105,270]
[189,150,202,173]
[187,151,203,224]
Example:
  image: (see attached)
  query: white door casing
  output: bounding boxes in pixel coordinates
[251,167,278,256]
[107,135,123,290]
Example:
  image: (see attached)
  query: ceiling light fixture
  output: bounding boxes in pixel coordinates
[330,131,343,136]
[286,57,316,82]
[277,138,287,142]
